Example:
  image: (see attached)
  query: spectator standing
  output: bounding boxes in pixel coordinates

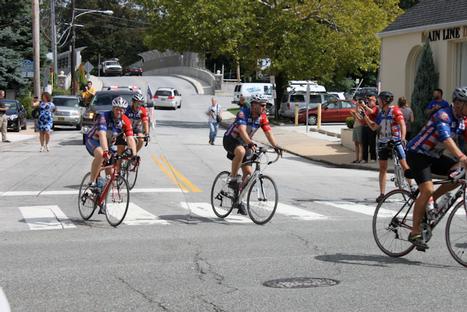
[206,97,222,145]
[81,81,96,106]
[238,96,247,108]
[397,96,414,139]
[37,92,56,152]
[350,100,365,163]
[0,90,10,143]
[360,95,378,163]
[424,88,449,118]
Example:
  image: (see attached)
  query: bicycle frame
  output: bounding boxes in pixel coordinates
[96,154,133,206]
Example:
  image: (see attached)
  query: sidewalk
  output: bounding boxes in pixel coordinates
[1,121,35,145]
[220,111,382,171]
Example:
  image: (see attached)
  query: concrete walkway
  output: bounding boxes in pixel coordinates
[220,111,383,171]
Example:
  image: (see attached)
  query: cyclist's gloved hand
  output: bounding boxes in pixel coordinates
[247,142,257,151]
[274,146,282,156]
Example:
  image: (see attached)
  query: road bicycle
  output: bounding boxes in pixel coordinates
[385,140,413,192]
[211,146,281,225]
[372,172,467,267]
[78,151,133,227]
[120,135,149,190]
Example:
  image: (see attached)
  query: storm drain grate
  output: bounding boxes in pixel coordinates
[263,277,340,289]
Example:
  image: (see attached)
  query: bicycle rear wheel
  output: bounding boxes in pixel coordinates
[247,175,278,225]
[78,172,97,220]
[104,175,130,227]
[211,171,235,218]
[372,189,415,257]
[445,201,467,267]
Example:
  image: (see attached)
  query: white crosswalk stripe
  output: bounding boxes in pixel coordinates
[123,203,170,225]
[315,201,391,217]
[18,205,76,230]
[276,203,328,220]
[180,202,251,223]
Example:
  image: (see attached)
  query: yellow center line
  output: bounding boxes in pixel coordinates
[151,154,189,192]
[160,155,202,193]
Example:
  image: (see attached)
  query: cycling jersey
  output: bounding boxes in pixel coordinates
[374,105,404,143]
[425,99,449,111]
[224,106,271,143]
[407,106,464,158]
[125,105,148,134]
[87,111,133,145]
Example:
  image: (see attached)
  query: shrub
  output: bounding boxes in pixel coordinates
[53,87,70,96]
[19,94,34,118]
[346,116,354,129]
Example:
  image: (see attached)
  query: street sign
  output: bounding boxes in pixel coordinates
[21,59,34,78]
[84,61,94,73]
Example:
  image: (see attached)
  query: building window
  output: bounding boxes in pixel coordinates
[458,42,467,86]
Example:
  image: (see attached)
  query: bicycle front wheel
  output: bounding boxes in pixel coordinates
[247,175,278,225]
[125,158,139,190]
[372,189,415,257]
[445,201,467,267]
[211,171,234,218]
[78,172,97,220]
[104,175,130,227]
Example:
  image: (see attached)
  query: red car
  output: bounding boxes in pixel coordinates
[125,65,143,76]
[298,100,355,125]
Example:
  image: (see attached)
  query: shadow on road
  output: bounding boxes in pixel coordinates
[59,139,83,146]
[157,120,208,129]
[159,214,249,225]
[314,253,462,270]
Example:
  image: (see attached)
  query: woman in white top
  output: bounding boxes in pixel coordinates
[207,97,222,145]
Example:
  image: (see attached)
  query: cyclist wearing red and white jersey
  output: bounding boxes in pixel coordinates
[86,97,137,189]
[364,91,409,203]
[125,93,149,153]
[405,87,467,250]
[223,94,279,214]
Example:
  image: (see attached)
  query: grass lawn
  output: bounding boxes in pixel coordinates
[227,107,240,115]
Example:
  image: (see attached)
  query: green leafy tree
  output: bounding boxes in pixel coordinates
[411,41,438,131]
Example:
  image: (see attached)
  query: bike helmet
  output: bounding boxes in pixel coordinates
[132,93,144,103]
[378,91,394,104]
[112,96,128,109]
[452,86,467,102]
[250,94,268,104]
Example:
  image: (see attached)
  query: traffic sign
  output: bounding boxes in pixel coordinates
[21,59,34,78]
[84,61,94,73]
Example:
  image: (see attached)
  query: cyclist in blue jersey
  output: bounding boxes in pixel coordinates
[86,97,137,190]
[223,94,279,214]
[424,88,450,118]
[406,87,467,250]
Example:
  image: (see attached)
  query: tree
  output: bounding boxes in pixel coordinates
[411,41,438,131]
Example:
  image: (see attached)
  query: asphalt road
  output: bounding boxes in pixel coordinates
[0,76,465,312]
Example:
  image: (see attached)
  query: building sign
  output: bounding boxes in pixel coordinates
[427,26,467,41]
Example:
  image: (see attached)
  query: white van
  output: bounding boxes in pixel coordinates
[232,83,273,105]
[287,80,326,93]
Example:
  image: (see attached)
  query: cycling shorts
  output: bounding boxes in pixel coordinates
[377,141,406,161]
[223,135,253,162]
[406,150,457,184]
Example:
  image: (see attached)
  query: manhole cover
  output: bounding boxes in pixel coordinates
[263,277,339,289]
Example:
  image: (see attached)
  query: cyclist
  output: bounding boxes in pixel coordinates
[85,96,137,192]
[405,87,467,250]
[125,93,149,154]
[223,94,279,214]
[364,91,410,203]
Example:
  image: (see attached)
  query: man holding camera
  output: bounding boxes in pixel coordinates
[359,95,378,163]
[81,81,96,106]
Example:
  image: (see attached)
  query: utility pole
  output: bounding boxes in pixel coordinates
[70,0,76,95]
[51,0,58,86]
[32,0,41,97]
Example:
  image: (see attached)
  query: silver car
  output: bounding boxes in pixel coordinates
[153,88,182,109]
[52,96,83,129]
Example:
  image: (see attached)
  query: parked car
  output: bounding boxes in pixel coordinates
[153,88,182,109]
[52,96,83,130]
[81,89,135,144]
[125,65,143,76]
[279,92,338,118]
[232,83,275,115]
[101,58,122,76]
[298,99,355,125]
[0,99,27,132]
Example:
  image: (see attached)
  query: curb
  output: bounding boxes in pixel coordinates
[270,120,341,138]
[172,75,204,95]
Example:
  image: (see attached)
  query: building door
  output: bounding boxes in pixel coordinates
[458,42,467,86]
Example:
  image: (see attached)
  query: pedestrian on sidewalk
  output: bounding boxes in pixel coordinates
[0,90,10,143]
[360,95,378,163]
[207,97,222,145]
[397,96,414,139]
[37,92,56,152]
[350,100,365,163]
[424,88,449,118]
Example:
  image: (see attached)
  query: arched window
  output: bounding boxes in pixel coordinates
[405,45,422,99]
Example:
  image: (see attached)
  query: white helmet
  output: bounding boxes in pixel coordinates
[112,96,128,109]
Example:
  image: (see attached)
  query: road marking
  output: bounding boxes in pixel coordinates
[160,156,202,193]
[0,288,10,312]
[276,203,328,220]
[180,202,251,223]
[315,201,394,217]
[123,203,170,225]
[152,155,189,192]
[0,188,184,197]
[18,205,76,230]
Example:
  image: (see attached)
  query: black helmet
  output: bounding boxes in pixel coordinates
[452,86,467,102]
[378,91,394,104]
